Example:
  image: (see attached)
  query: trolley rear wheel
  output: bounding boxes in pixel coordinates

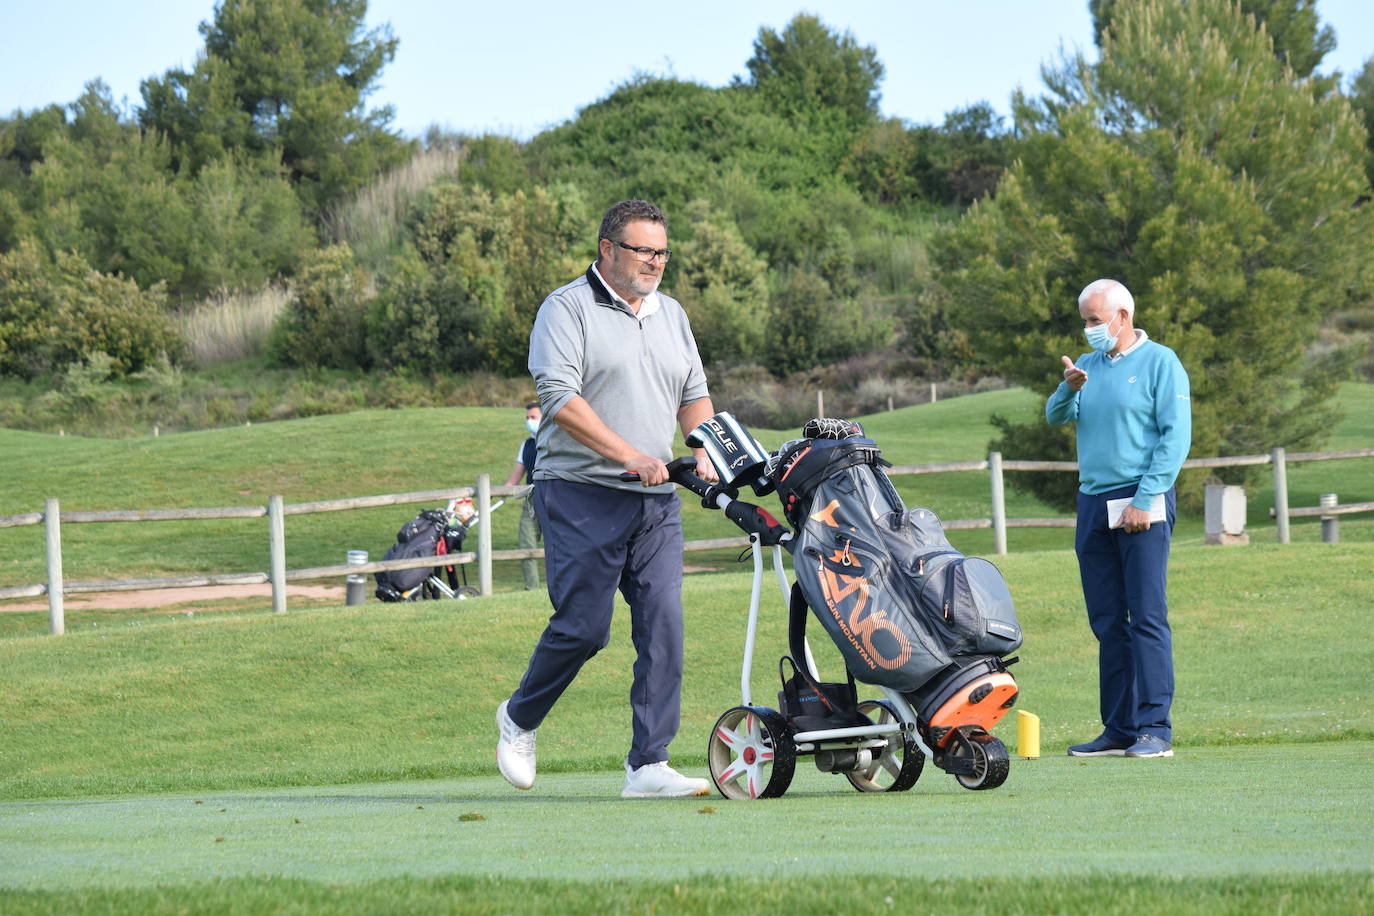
[847,700,923,792]
[707,706,795,799]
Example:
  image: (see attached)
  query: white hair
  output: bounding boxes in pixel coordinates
[1077,278,1135,317]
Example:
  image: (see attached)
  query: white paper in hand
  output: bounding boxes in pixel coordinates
[1107,494,1166,529]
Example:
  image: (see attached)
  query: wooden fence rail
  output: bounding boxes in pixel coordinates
[3,445,1369,636]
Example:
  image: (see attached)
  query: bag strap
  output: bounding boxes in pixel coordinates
[788,581,812,675]
[787,582,857,703]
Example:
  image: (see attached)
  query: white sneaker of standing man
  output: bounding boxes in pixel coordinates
[621,760,712,798]
[496,700,536,789]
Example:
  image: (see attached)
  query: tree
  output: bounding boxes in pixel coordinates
[407,182,590,374]
[668,201,770,367]
[1350,56,1374,188]
[744,14,884,131]
[763,267,892,375]
[22,82,313,300]
[930,0,1372,508]
[844,103,1012,209]
[1090,0,1335,80]
[140,0,411,212]
[367,249,484,374]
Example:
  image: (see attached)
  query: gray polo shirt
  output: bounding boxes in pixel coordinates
[528,265,710,494]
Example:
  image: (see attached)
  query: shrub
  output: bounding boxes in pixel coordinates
[366,249,485,374]
[0,240,179,379]
[270,245,372,370]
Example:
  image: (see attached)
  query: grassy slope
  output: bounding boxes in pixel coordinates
[3,383,1370,617]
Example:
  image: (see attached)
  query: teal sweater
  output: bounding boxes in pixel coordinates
[1046,337,1192,509]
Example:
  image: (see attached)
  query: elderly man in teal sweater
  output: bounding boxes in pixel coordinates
[1047,278,1191,759]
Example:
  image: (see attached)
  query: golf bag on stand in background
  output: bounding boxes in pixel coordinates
[374,497,499,602]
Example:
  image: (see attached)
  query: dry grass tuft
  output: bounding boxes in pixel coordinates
[176,285,292,367]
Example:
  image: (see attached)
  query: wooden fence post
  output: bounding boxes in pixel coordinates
[268,495,286,614]
[817,390,825,418]
[989,452,1007,556]
[45,498,64,636]
[477,474,492,597]
[1272,447,1290,544]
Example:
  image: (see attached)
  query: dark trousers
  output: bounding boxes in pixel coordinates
[507,479,685,769]
[1075,485,1176,743]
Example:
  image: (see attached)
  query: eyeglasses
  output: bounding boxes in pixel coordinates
[612,240,672,263]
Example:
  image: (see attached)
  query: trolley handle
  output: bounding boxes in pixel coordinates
[618,456,730,504]
[723,500,790,546]
[620,457,790,546]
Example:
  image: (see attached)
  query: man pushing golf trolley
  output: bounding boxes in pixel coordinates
[657,412,1024,799]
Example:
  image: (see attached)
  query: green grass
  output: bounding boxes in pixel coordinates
[3,383,1371,620]
[4,873,1369,915]
[2,383,1372,911]
[1,541,1373,911]
[2,746,1371,888]
[2,541,1372,799]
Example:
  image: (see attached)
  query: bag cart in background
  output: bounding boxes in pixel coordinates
[667,412,1023,799]
[374,496,506,602]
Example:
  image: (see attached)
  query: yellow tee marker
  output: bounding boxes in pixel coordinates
[1016,710,1041,759]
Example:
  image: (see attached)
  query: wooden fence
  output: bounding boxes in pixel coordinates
[3,446,1370,636]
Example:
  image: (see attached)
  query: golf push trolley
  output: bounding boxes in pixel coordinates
[660,413,1020,799]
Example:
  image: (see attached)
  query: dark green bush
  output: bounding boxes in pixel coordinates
[0,240,179,379]
[269,244,372,370]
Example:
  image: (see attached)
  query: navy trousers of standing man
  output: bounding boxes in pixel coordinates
[506,479,686,769]
[1075,485,1176,744]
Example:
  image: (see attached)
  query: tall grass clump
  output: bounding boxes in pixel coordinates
[176,285,292,367]
[327,146,462,271]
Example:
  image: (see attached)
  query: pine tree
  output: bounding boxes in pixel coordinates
[744,14,884,130]
[929,0,1372,507]
[139,0,410,213]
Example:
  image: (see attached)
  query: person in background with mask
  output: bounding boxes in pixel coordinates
[1047,278,1191,759]
[504,401,543,591]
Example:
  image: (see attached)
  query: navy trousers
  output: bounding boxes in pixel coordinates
[1075,485,1176,743]
[507,479,686,769]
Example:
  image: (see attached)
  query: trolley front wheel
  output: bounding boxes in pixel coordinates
[707,706,795,799]
[952,729,1009,790]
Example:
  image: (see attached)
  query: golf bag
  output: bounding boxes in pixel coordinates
[768,420,1023,709]
[374,508,465,602]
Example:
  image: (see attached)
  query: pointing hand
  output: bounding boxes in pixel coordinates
[1061,355,1087,391]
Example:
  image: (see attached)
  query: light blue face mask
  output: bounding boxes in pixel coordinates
[525,418,539,435]
[1084,314,1122,353]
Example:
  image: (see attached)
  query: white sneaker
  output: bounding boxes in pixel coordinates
[621,760,712,798]
[496,700,536,789]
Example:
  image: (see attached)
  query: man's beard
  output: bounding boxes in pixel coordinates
[626,271,661,299]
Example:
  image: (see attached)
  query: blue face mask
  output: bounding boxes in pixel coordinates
[525,418,539,436]
[1084,314,1121,353]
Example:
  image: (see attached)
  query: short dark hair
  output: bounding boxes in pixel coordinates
[524,400,540,411]
[598,199,667,243]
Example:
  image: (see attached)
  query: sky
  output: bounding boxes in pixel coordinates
[2,1,1373,140]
